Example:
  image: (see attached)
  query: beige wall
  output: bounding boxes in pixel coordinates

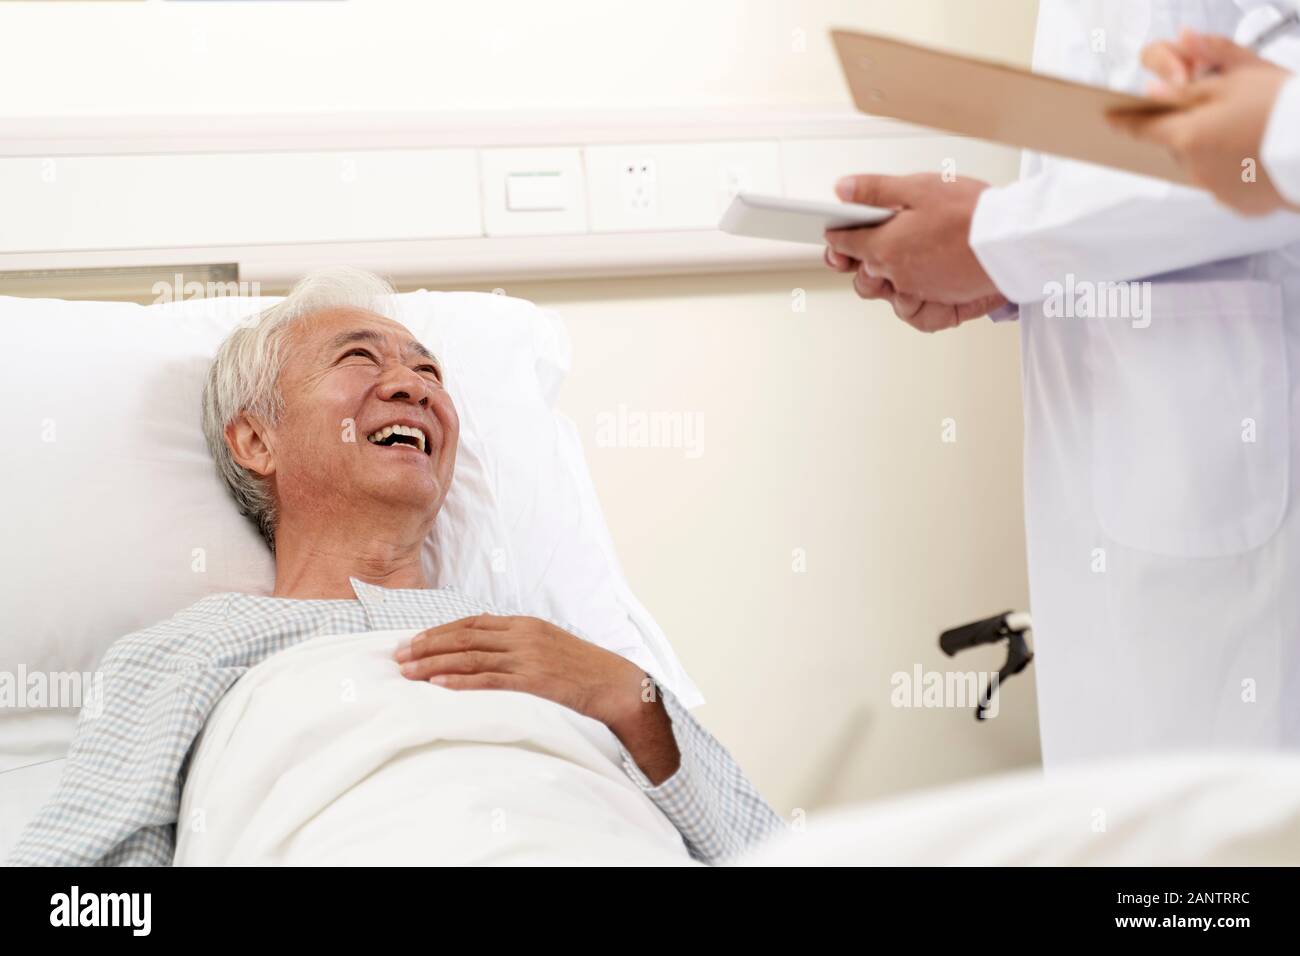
[1,0,1042,815]
[0,0,1037,117]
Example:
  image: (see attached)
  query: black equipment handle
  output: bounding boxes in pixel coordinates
[938,611,1034,721]
[939,610,1016,657]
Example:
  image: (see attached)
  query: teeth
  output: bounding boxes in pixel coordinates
[366,423,428,454]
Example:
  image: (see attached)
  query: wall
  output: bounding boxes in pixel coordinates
[0,1,1036,118]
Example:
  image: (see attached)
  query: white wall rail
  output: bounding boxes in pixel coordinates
[0,109,1018,289]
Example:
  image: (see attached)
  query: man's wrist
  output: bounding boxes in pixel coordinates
[609,686,681,786]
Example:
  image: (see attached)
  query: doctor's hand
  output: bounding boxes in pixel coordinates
[1109,28,1293,215]
[824,246,1007,332]
[393,614,681,783]
[823,173,999,308]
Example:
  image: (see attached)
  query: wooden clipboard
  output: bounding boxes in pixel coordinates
[831,29,1189,184]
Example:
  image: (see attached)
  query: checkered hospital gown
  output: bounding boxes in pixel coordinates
[7,579,784,866]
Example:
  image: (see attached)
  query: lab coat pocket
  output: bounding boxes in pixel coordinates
[1088,280,1289,558]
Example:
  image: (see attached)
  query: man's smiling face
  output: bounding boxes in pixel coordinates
[262,307,459,530]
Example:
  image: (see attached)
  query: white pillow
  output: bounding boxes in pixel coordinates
[0,289,703,748]
[412,292,696,704]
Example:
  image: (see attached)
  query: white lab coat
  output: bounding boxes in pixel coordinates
[970,0,1300,767]
[1264,74,1300,205]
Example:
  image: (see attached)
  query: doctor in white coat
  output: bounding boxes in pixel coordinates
[824,0,1300,767]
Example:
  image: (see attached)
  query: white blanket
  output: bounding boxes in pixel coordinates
[170,629,1300,867]
[740,753,1300,866]
[175,630,696,866]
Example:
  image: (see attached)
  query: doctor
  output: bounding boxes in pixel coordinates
[824,0,1300,767]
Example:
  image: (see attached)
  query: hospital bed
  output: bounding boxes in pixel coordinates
[3,287,1300,866]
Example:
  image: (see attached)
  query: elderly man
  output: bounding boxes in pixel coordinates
[8,267,782,866]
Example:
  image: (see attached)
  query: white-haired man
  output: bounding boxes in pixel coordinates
[8,267,783,866]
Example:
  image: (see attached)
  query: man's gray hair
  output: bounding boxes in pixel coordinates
[201,266,398,551]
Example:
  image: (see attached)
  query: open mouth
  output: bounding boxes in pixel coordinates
[366,423,431,455]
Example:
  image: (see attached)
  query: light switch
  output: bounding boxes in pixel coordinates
[481,147,587,236]
[506,171,567,211]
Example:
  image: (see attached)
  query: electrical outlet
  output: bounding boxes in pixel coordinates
[621,158,657,214]
[586,141,781,233]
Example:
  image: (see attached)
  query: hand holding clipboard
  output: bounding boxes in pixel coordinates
[1108,26,1300,214]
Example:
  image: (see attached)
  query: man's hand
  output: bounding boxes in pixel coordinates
[823,173,998,306]
[393,615,681,783]
[824,244,1008,333]
[1109,28,1292,215]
